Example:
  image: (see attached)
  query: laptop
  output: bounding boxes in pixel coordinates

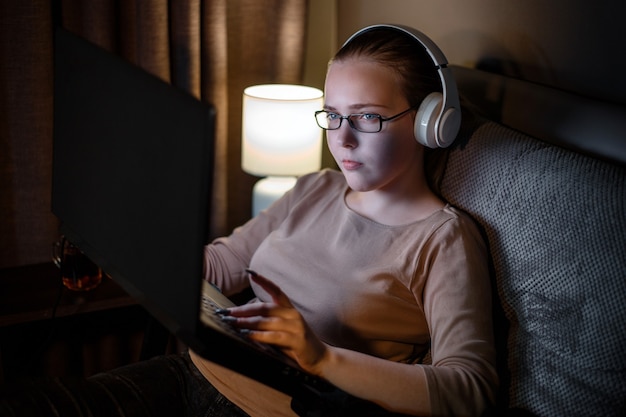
[52,28,331,397]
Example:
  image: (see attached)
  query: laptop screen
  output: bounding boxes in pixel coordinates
[52,28,215,345]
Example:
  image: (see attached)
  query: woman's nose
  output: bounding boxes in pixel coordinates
[333,124,358,149]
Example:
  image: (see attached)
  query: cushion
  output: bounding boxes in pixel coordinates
[429,114,626,416]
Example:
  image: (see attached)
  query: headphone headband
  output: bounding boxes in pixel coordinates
[341,24,461,148]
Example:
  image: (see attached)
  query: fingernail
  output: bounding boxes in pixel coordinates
[245,268,258,277]
[215,308,231,316]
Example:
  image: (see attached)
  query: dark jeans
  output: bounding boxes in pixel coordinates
[0,352,419,417]
[0,352,250,417]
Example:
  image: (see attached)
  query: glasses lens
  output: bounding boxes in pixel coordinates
[349,114,381,133]
[315,111,382,132]
[315,111,334,129]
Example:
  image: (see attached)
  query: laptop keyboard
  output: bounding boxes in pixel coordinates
[199,294,288,359]
[199,287,332,391]
[200,295,249,338]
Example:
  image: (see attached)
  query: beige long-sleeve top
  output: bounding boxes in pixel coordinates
[191,169,497,416]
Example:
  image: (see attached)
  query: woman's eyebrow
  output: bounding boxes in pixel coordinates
[323,103,388,112]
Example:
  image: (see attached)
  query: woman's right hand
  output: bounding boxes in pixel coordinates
[224,270,330,376]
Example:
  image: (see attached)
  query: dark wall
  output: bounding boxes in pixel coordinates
[337,0,626,106]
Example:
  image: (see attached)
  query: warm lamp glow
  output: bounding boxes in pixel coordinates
[241,84,324,215]
[242,84,324,177]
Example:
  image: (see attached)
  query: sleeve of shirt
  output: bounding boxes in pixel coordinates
[202,197,288,296]
[419,212,499,416]
[202,170,331,296]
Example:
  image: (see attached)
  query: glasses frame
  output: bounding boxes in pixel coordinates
[314,106,415,133]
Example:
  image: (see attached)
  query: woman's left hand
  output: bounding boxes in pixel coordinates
[224,270,329,376]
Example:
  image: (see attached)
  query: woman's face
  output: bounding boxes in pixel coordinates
[323,58,422,194]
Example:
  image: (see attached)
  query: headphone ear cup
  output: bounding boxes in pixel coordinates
[414,92,443,148]
[437,106,461,148]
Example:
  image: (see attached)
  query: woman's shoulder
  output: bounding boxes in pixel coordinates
[259,169,345,221]
[297,168,344,185]
[291,168,346,196]
[425,204,486,249]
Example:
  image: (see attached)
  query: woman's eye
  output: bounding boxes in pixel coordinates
[360,113,380,121]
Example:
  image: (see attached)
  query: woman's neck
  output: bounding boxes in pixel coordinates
[345,175,445,226]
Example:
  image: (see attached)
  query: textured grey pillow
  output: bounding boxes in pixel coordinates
[430,117,626,416]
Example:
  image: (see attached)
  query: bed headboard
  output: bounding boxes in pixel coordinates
[451,65,626,166]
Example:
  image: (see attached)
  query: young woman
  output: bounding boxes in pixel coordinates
[0,24,497,417]
[190,24,498,416]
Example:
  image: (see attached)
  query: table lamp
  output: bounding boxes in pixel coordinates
[242,84,324,216]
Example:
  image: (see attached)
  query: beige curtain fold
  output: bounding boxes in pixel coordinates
[0,0,309,268]
[0,1,56,269]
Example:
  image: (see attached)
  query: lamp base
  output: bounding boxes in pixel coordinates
[252,176,297,216]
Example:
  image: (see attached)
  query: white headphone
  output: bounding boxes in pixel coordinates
[342,24,461,148]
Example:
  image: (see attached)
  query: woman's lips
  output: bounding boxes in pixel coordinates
[341,160,362,170]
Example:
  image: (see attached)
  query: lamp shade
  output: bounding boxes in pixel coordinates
[242,84,324,177]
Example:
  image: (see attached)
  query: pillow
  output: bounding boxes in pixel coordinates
[429,115,626,416]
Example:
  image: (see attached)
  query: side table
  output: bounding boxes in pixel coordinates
[0,262,140,382]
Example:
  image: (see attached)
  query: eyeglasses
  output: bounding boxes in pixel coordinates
[314,107,415,133]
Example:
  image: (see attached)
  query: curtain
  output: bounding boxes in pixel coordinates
[0,0,309,269]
